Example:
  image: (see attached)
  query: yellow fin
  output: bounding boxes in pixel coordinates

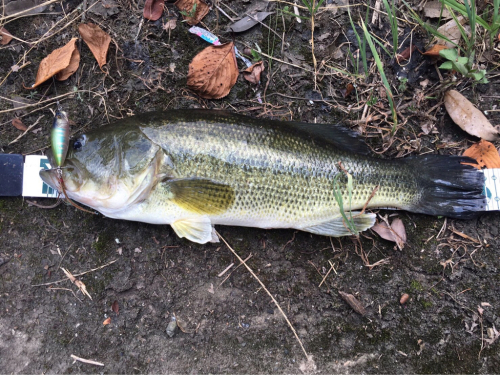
[164,178,235,215]
[171,217,218,244]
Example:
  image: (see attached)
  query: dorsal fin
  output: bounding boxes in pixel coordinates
[285,121,371,155]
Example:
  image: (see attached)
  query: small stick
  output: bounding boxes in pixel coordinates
[217,231,310,360]
[70,354,104,367]
[217,262,234,277]
[219,254,253,286]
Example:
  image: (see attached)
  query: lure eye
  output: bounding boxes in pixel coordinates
[73,140,82,150]
[73,135,86,150]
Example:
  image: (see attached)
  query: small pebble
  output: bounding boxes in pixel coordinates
[166,318,178,337]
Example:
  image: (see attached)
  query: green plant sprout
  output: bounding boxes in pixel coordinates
[438,48,487,83]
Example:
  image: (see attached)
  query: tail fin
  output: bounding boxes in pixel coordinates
[407,155,486,219]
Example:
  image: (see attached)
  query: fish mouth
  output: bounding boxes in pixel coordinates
[39,168,60,191]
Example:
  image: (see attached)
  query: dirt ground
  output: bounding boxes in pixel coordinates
[1,0,500,373]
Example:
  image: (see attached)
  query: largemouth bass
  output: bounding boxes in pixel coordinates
[40,110,486,244]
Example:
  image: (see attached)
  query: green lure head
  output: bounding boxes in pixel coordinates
[50,110,70,168]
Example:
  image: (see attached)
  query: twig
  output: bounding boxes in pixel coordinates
[217,262,234,277]
[8,115,44,145]
[217,231,310,360]
[0,0,59,21]
[219,254,253,286]
[70,354,104,367]
[31,259,118,287]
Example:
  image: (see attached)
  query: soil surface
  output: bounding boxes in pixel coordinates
[1,0,499,373]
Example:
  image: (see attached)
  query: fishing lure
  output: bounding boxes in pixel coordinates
[50,110,70,168]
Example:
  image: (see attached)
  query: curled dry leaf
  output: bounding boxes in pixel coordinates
[372,218,406,250]
[174,0,210,26]
[112,300,119,315]
[435,16,467,48]
[187,42,239,99]
[339,291,366,315]
[242,61,264,84]
[32,38,79,88]
[56,47,80,81]
[103,317,112,325]
[163,17,177,31]
[463,140,500,169]
[444,90,499,141]
[423,1,451,19]
[0,27,13,45]
[227,11,274,33]
[422,44,448,57]
[143,0,164,21]
[78,23,111,69]
[12,118,27,131]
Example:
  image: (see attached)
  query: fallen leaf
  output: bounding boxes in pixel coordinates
[339,291,366,315]
[372,218,406,250]
[55,47,80,81]
[143,0,164,21]
[163,17,177,31]
[444,90,499,141]
[423,1,451,19]
[175,0,210,26]
[422,44,448,57]
[4,0,47,16]
[0,27,13,45]
[112,300,119,315]
[463,140,500,169]
[435,16,468,48]
[340,83,354,98]
[227,11,274,33]
[396,44,417,63]
[78,23,111,69]
[242,61,264,84]
[103,317,112,325]
[12,118,27,131]
[187,42,239,99]
[32,38,78,88]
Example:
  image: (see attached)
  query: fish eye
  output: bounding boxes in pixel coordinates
[73,135,87,150]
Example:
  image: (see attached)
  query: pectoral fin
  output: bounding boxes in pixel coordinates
[171,217,218,244]
[302,212,376,237]
[163,178,235,215]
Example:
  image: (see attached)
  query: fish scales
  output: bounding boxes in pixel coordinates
[40,110,486,244]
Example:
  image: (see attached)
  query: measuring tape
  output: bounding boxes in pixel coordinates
[0,154,499,210]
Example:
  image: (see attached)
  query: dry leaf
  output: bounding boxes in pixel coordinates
[55,47,80,81]
[143,0,164,21]
[396,44,417,63]
[175,0,210,26]
[12,118,27,131]
[423,44,449,57]
[112,300,119,315]
[242,61,264,84]
[463,140,500,169]
[0,27,13,45]
[444,90,499,141]
[187,42,239,99]
[339,291,366,315]
[341,83,354,98]
[4,0,47,16]
[435,16,467,48]
[163,17,177,30]
[103,317,112,325]
[423,1,451,19]
[227,11,274,33]
[372,218,406,250]
[78,23,111,69]
[32,38,78,88]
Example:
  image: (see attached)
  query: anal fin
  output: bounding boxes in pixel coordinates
[171,217,219,244]
[302,212,376,237]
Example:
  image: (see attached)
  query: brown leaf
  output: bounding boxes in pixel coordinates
[143,0,164,21]
[423,1,451,19]
[174,0,210,26]
[0,27,13,45]
[435,16,467,48]
[78,23,111,69]
[396,44,417,63]
[187,42,239,99]
[444,90,499,141]
[242,61,264,84]
[339,291,366,315]
[55,47,80,81]
[32,38,78,88]
[12,118,27,131]
[112,300,119,315]
[163,17,177,31]
[103,317,112,325]
[372,218,406,250]
[422,44,448,57]
[340,83,354,98]
[463,140,500,169]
